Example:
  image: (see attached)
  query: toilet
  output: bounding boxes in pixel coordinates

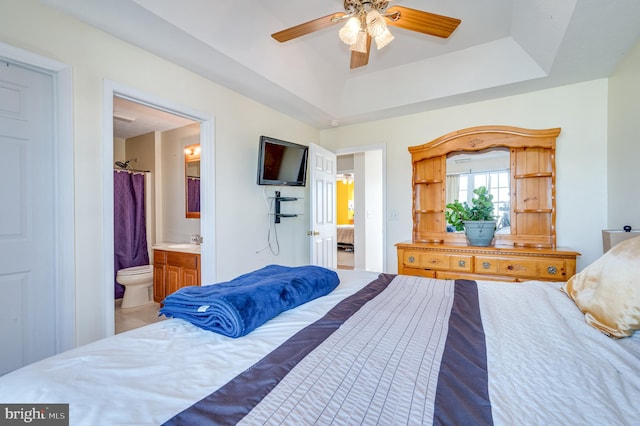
[116,265,154,309]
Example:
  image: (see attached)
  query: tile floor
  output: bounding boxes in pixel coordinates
[114,299,166,334]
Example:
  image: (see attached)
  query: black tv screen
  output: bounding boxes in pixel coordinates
[257,136,309,186]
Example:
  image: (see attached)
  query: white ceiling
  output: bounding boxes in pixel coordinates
[45,0,640,130]
[113,97,196,139]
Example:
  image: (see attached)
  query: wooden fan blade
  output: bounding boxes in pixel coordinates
[350,35,372,69]
[386,6,461,38]
[272,12,347,42]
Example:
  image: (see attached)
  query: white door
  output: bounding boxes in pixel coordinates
[308,143,337,268]
[0,61,56,374]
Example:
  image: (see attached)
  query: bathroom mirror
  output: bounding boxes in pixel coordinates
[445,148,511,233]
[184,144,200,218]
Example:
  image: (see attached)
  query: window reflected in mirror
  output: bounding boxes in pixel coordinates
[184,144,200,218]
[446,148,510,233]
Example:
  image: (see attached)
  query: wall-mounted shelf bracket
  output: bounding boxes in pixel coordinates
[274,190,298,223]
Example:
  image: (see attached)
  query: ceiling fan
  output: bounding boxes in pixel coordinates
[272,0,461,69]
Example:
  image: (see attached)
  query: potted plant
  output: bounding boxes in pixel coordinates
[445,186,497,246]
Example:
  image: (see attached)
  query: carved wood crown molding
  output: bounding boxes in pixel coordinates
[408,125,560,162]
[467,138,484,148]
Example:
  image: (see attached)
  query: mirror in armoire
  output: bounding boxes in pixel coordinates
[409,126,560,248]
[184,144,200,218]
[445,149,511,234]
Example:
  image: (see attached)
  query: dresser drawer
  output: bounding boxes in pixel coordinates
[535,259,567,280]
[475,256,566,280]
[403,252,421,267]
[402,268,436,278]
[448,255,473,272]
[403,252,449,270]
[496,258,540,278]
[475,256,500,274]
[476,256,537,278]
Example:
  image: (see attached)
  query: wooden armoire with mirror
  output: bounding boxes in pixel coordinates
[396,125,579,282]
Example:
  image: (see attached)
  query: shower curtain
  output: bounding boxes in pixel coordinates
[114,170,149,299]
[187,177,200,213]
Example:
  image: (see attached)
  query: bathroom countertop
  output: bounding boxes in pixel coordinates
[153,243,201,254]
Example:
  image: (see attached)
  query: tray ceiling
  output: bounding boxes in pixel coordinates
[44,0,640,129]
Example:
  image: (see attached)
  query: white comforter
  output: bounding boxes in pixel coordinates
[0,270,638,425]
[478,279,640,425]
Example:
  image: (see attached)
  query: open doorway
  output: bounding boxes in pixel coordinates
[112,97,199,333]
[336,170,355,269]
[336,146,385,272]
[103,81,215,337]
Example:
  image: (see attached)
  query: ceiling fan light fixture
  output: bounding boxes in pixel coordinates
[374,28,394,50]
[271,1,461,68]
[349,31,369,53]
[365,10,386,36]
[339,16,360,45]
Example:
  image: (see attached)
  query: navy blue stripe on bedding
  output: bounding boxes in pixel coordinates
[434,279,493,426]
[164,277,492,426]
[164,273,396,426]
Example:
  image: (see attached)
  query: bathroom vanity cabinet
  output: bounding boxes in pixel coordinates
[153,249,201,303]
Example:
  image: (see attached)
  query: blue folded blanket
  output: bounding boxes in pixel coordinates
[159,264,340,338]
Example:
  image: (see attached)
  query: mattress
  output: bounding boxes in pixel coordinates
[0,269,638,425]
[337,224,354,246]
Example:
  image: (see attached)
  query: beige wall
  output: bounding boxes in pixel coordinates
[125,132,156,173]
[113,137,126,162]
[160,124,201,244]
[608,40,640,230]
[1,0,320,346]
[321,79,610,272]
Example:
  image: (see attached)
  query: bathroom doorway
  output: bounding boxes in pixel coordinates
[112,98,198,333]
[103,81,215,337]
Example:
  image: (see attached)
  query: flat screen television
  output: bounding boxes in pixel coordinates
[257,136,309,186]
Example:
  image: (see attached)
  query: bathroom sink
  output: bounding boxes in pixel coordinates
[167,243,200,250]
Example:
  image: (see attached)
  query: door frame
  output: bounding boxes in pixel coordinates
[0,42,75,352]
[102,81,215,336]
[335,144,387,272]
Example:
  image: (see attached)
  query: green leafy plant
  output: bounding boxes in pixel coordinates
[445,186,495,231]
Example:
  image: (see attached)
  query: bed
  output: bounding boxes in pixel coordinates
[1,246,639,425]
[337,224,354,251]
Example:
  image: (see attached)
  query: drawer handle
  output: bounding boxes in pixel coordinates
[408,256,416,263]
[547,266,557,275]
[482,262,491,269]
[458,260,466,267]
